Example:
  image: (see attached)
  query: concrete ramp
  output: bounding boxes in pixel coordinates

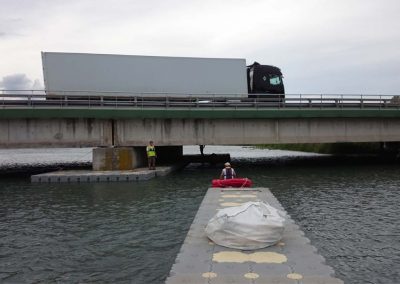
[166,187,343,284]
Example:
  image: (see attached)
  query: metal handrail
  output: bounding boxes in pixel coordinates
[0,90,399,110]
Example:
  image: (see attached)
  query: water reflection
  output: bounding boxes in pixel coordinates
[0,146,399,283]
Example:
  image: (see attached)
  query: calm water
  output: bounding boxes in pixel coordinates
[0,146,399,283]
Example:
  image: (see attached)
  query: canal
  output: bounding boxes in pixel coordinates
[0,146,399,283]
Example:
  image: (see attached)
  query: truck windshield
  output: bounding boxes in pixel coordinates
[269,75,282,86]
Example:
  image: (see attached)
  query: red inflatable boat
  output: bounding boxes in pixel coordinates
[212,178,252,188]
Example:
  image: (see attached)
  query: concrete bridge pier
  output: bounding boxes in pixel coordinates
[92,146,183,171]
[381,141,400,160]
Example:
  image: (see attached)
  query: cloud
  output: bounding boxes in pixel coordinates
[0,0,400,94]
[0,73,43,90]
[0,17,25,38]
[32,79,44,89]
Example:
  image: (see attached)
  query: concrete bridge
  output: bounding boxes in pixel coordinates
[1,93,399,169]
[1,107,400,147]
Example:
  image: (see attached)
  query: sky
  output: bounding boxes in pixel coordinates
[0,0,399,94]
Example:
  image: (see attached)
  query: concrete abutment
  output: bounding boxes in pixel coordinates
[92,146,183,171]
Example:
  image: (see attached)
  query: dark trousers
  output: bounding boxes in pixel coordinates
[148,156,156,169]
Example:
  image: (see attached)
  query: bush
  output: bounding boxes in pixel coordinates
[257,142,382,154]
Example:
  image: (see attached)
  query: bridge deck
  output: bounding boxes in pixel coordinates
[166,187,343,284]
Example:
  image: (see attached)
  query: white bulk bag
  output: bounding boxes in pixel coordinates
[205,201,285,250]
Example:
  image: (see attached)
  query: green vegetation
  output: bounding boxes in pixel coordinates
[257,142,383,154]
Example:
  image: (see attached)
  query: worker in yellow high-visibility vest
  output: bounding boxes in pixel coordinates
[146,140,157,170]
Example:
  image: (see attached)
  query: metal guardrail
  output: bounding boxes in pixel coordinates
[0,90,399,109]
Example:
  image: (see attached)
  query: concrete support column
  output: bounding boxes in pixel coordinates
[92,147,146,171]
[92,146,183,171]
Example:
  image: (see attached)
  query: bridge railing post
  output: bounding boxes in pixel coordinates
[360,94,363,108]
[28,92,32,107]
[299,94,302,109]
[235,95,238,110]
[320,94,322,109]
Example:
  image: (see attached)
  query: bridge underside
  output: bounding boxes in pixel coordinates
[1,117,400,148]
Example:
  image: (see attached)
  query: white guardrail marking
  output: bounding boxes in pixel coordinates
[0,90,400,109]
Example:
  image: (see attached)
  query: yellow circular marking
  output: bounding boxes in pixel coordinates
[202,272,217,279]
[220,202,242,207]
[213,251,247,263]
[277,241,285,246]
[244,272,259,279]
[287,273,303,280]
[221,194,257,198]
[213,251,287,264]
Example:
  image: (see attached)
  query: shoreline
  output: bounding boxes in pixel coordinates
[0,162,91,176]
[1,153,398,177]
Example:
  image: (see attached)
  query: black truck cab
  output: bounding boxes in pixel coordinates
[247,62,285,98]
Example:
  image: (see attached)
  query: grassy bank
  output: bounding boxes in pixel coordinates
[257,142,383,154]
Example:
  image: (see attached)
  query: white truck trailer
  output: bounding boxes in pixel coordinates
[41,52,284,97]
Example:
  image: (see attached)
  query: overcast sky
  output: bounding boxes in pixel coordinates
[1,0,399,94]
